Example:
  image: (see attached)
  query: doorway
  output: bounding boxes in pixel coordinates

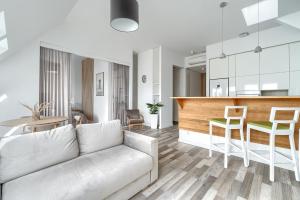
[186,66,206,97]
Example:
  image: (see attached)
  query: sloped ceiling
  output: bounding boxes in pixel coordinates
[0,0,78,61]
[64,0,300,55]
[1,0,300,61]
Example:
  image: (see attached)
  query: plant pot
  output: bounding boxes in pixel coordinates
[150,114,158,129]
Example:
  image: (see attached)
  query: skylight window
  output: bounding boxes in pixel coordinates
[0,11,6,38]
[0,11,8,55]
[242,0,278,26]
[0,38,8,55]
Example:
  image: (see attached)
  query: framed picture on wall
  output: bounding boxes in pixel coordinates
[96,72,104,96]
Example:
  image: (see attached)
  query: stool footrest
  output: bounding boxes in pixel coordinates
[248,149,293,163]
[212,142,244,155]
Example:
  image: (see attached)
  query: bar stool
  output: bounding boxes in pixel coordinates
[209,106,248,168]
[246,107,300,182]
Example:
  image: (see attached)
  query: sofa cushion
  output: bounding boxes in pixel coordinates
[2,145,153,200]
[0,124,79,183]
[76,120,123,154]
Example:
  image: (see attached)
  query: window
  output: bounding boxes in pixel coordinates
[242,0,278,26]
[0,11,8,55]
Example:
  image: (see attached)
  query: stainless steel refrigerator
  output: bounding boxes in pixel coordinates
[209,78,229,97]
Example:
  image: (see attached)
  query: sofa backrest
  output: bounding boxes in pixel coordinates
[0,124,79,183]
[76,120,123,155]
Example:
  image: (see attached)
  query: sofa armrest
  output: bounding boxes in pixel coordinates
[124,130,158,183]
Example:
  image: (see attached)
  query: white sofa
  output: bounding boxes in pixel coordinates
[0,120,158,200]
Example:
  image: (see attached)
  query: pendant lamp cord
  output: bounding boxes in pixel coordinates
[221,5,224,53]
[257,0,260,46]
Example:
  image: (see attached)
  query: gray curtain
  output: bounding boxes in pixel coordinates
[110,63,129,125]
[39,47,71,119]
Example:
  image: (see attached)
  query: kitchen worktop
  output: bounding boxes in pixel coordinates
[174,96,300,149]
[171,96,300,99]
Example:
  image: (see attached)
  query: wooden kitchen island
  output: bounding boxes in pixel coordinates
[173,96,300,149]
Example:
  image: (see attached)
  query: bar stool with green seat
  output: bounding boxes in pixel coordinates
[209,106,248,168]
[246,107,300,182]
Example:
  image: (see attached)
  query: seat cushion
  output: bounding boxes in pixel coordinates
[248,121,289,130]
[211,118,240,125]
[76,120,123,154]
[128,119,144,124]
[0,125,79,183]
[2,145,153,200]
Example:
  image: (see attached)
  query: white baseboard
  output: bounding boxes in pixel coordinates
[179,129,297,171]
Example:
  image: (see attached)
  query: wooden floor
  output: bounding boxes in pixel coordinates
[127,126,300,200]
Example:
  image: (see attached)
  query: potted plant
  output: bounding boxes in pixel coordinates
[146,102,163,129]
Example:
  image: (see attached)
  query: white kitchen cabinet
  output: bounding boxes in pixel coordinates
[290,71,300,95]
[228,55,236,78]
[236,52,259,77]
[260,72,289,91]
[236,75,259,92]
[290,42,300,72]
[229,78,236,97]
[260,45,289,74]
[209,57,228,79]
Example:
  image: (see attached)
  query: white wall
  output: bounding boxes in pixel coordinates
[138,49,154,126]
[138,46,185,128]
[160,47,185,128]
[70,54,84,108]
[93,59,111,122]
[0,16,135,134]
[173,67,186,122]
[0,41,40,135]
[40,22,133,67]
[206,25,300,94]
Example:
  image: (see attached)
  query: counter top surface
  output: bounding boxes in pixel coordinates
[171,96,300,99]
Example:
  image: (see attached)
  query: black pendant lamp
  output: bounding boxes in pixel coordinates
[110,0,139,32]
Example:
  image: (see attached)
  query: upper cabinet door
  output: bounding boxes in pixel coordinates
[290,71,300,95]
[228,55,236,78]
[290,42,300,72]
[260,72,289,91]
[236,75,260,92]
[229,77,236,97]
[236,52,259,77]
[209,57,228,79]
[260,45,289,74]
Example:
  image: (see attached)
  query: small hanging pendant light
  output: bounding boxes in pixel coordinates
[254,0,262,53]
[219,2,228,59]
[110,0,139,32]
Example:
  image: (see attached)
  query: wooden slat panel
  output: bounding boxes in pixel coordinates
[82,58,94,121]
[177,98,300,149]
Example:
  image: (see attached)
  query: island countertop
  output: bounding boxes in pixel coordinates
[171,96,300,99]
[173,96,300,149]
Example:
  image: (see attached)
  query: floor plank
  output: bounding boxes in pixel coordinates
[127,126,300,200]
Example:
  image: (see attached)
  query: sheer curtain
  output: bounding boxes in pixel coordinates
[110,63,129,125]
[39,47,71,118]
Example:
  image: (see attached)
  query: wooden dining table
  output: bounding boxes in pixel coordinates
[0,116,69,132]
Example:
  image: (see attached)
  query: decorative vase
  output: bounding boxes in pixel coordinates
[150,114,158,129]
[32,111,41,121]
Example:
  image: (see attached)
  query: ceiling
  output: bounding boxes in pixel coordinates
[1,0,300,60]
[0,0,78,61]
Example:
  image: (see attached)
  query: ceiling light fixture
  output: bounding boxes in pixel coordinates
[239,32,250,38]
[254,0,262,53]
[219,2,228,59]
[110,0,139,32]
